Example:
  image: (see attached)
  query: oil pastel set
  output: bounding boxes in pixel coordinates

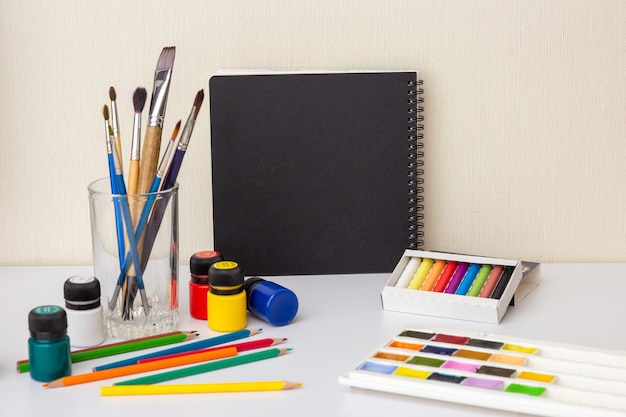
[381,250,540,323]
[339,326,626,417]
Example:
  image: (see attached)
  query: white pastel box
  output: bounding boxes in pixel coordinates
[380,250,540,324]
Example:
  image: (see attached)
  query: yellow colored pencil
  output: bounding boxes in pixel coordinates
[101,381,302,396]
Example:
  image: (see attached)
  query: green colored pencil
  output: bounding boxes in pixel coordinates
[115,347,291,386]
[17,331,198,373]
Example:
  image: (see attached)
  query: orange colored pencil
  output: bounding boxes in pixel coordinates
[44,346,237,388]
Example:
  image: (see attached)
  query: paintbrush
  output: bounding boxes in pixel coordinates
[103,106,148,316]
[109,87,123,175]
[121,87,148,312]
[140,89,204,271]
[161,89,203,190]
[113,121,181,317]
[107,115,150,318]
[136,46,176,195]
[120,47,174,317]
[128,87,147,196]
[102,105,125,267]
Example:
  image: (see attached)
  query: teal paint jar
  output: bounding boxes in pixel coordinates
[28,305,72,382]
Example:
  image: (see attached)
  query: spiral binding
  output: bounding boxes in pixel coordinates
[407,79,424,249]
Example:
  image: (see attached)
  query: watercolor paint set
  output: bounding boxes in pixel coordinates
[381,250,540,323]
[339,326,626,417]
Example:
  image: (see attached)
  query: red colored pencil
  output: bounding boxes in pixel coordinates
[137,338,287,364]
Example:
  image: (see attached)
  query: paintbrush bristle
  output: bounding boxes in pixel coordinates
[109,86,116,101]
[193,89,204,116]
[133,87,148,113]
[156,46,176,71]
[102,104,109,120]
[171,120,182,139]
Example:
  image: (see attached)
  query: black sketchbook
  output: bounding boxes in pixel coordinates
[209,71,424,275]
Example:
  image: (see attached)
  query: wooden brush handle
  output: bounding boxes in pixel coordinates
[128,160,140,196]
[137,125,163,195]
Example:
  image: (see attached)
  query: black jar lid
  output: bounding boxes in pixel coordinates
[28,305,67,340]
[63,276,101,310]
[209,261,244,294]
[190,251,223,283]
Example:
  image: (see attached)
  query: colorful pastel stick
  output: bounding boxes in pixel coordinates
[444,262,469,294]
[479,264,504,298]
[408,258,434,290]
[467,264,493,296]
[432,261,458,292]
[395,257,421,288]
[490,266,515,299]
[419,259,447,291]
[455,263,481,295]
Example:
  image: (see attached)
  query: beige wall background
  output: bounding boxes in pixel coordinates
[1,0,624,266]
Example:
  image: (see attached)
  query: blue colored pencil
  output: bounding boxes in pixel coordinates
[93,328,261,372]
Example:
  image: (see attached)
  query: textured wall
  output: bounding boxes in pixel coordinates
[0,0,624,265]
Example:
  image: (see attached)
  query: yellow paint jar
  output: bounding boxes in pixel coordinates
[207,261,247,332]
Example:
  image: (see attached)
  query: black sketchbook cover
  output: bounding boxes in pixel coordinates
[209,71,424,275]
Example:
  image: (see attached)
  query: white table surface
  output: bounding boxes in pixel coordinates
[1,264,624,416]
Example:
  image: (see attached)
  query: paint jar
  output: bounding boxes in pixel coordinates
[28,305,72,382]
[189,250,223,319]
[242,277,299,326]
[64,275,105,348]
[207,261,246,332]
[88,177,179,339]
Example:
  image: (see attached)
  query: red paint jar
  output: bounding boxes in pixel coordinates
[189,250,223,319]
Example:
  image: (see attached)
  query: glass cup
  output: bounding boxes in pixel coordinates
[88,177,179,339]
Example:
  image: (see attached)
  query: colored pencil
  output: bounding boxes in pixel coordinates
[138,337,286,364]
[93,328,262,371]
[43,346,238,388]
[101,381,302,396]
[115,347,291,386]
[16,331,198,373]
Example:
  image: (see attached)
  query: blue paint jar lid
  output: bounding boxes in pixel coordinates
[243,277,298,326]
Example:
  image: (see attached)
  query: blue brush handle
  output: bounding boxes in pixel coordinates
[110,177,162,298]
[108,153,125,267]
